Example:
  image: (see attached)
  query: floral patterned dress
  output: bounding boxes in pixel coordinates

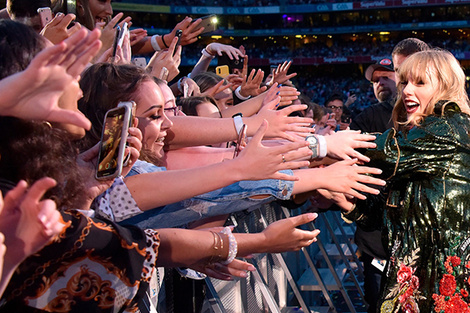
[344,102,470,312]
[0,210,160,313]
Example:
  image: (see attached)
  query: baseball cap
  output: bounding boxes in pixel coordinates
[365,58,394,81]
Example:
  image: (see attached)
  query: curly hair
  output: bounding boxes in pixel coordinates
[0,117,84,208]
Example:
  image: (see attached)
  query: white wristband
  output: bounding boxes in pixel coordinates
[150,35,161,51]
[234,86,251,100]
[201,48,215,59]
[220,227,238,265]
[233,114,243,135]
[317,135,327,158]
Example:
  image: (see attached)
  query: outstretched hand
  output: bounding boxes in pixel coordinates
[261,213,320,253]
[0,27,101,130]
[234,120,311,181]
[319,159,386,200]
[324,130,377,162]
[253,87,314,141]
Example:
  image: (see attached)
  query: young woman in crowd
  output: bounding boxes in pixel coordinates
[77,63,386,229]
[334,49,470,312]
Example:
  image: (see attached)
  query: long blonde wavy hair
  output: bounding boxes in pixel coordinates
[392,49,470,130]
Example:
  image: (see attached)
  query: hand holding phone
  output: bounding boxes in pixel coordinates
[233,124,247,158]
[193,14,218,34]
[173,29,183,56]
[96,105,131,180]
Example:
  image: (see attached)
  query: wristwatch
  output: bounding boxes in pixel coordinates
[305,135,319,159]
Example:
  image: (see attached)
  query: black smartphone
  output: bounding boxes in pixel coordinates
[218,52,244,71]
[96,105,131,180]
[194,14,218,34]
[173,29,182,56]
[111,25,121,59]
[233,124,247,158]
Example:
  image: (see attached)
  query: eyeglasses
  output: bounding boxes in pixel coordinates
[327,105,343,111]
[164,106,181,116]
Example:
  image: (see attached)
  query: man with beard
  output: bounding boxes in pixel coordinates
[349,58,397,313]
[350,58,397,132]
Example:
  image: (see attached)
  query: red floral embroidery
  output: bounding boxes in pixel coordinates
[450,256,461,267]
[433,254,470,312]
[446,294,470,313]
[397,264,414,284]
[462,289,469,298]
[439,274,457,296]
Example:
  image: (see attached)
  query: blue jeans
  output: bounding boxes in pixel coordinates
[120,160,294,228]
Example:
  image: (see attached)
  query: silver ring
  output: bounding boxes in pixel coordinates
[282,155,286,163]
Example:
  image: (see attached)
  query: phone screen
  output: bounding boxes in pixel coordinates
[96,106,129,179]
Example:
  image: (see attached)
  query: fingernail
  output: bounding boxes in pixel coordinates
[275,103,280,108]
[57,12,64,16]
[38,214,48,225]
[277,84,282,88]
[247,265,256,271]
[276,91,280,95]
[240,272,248,278]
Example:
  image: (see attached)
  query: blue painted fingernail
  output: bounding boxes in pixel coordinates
[276,91,280,95]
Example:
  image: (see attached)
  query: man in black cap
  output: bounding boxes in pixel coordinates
[350,58,397,132]
[349,58,397,313]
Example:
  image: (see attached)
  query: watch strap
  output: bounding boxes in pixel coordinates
[232,114,243,135]
[317,135,327,158]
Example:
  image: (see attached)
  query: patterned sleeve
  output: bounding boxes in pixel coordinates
[142,229,160,283]
[92,176,143,222]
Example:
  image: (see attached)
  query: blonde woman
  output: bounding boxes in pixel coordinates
[337,49,470,312]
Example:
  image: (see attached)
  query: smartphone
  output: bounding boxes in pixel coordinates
[118,101,136,166]
[233,124,247,158]
[194,14,218,34]
[218,53,244,70]
[132,57,147,68]
[173,29,183,56]
[118,22,128,49]
[37,7,52,28]
[111,25,121,59]
[96,105,131,180]
[216,65,230,78]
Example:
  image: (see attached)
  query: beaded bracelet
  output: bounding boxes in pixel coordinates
[220,227,238,264]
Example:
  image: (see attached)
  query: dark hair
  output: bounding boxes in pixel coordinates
[0,20,85,208]
[0,20,45,80]
[0,117,83,208]
[325,93,343,106]
[7,0,51,18]
[392,38,430,58]
[177,96,220,117]
[78,63,153,151]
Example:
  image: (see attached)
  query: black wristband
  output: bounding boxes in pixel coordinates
[161,34,169,48]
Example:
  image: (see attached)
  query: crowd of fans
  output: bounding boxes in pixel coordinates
[0,0,394,312]
[4,0,470,312]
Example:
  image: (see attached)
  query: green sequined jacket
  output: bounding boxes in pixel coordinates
[344,102,470,313]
